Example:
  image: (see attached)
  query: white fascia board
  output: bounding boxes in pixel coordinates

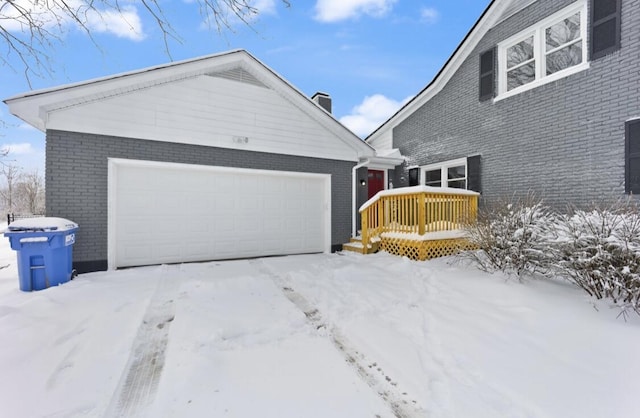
[367,156,405,169]
[365,0,513,145]
[5,49,375,160]
[4,50,246,132]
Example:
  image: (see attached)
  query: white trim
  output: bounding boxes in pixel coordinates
[420,157,468,189]
[495,62,589,102]
[492,0,538,27]
[366,168,389,194]
[5,50,374,160]
[108,158,332,269]
[496,0,588,100]
[366,1,513,145]
[107,159,117,270]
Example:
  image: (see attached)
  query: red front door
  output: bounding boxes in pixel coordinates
[367,170,385,199]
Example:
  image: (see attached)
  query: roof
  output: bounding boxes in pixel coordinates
[5,49,375,159]
[366,0,527,145]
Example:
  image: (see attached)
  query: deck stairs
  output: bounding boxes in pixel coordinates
[342,235,380,255]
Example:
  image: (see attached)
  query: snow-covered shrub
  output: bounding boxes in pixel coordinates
[461,194,556,280]
[553,202,640,318]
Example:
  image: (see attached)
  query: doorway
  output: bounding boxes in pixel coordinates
[367,169,385,200]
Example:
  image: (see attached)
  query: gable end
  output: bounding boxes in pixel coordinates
[206,67,267,88]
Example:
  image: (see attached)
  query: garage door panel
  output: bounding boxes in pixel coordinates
[111,160,330,268]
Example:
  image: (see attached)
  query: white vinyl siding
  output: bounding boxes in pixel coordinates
[47,75,361,162]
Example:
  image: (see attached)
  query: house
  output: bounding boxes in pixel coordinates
[4,50,404,272]
[366,0,640,209]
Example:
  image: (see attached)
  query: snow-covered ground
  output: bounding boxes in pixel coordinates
[0,228,638,418]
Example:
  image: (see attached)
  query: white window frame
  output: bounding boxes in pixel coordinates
[420,157,468,189]
[495,0,589,101]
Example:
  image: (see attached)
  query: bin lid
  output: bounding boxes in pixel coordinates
[7,217,78,232]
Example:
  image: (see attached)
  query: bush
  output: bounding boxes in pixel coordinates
[461,194,556,280]
[553,202,640,318]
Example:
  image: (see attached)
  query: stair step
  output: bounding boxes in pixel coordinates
[342,239,379,255]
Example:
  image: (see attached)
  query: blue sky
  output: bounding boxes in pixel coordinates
[0,0,491,175]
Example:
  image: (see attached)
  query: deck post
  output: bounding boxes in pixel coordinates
[418,192,426,235]
[361,210,369,249]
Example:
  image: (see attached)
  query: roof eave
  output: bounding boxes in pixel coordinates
[365,0,506,144]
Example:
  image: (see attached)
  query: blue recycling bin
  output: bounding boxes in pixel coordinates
[4,217,78,291]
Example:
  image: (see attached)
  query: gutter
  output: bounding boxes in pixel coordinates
[352,159,370,238]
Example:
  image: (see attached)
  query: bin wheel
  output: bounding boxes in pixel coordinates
[71,269,78,280]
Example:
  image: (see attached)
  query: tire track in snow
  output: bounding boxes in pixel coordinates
[251,259,424,418]
[104,269,180,418]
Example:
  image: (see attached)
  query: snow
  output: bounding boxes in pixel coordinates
[6,217,78,232]
[18,237,49,243]
[0,229,638,417]
[381,229,467,241]
[360,185,480,211]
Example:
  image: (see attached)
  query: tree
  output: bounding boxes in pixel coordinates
[1,0,291,87]
[0,164,21,213]
[15,169,45,214]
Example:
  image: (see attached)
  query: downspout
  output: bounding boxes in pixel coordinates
[352,159,370,238]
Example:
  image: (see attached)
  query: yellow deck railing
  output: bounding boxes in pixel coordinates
[359,186,479,259]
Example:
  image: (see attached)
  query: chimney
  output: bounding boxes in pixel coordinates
[312,92,332,114]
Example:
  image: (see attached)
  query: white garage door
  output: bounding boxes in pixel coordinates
[108,159,330,268]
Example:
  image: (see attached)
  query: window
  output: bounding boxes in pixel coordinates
[497,1,588,98]
[626,120,640,194]
[421,158,468,189]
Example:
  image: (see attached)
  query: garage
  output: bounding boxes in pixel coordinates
[109,159,331,268]
[6,50,375,272]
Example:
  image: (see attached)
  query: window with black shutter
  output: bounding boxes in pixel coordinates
[626,120,640,194]
[591,0,621,59]
[467,155,481,193]
[479,48,495,101]
[408,168,420,186]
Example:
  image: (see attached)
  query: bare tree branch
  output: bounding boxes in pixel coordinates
[0,0,292,86]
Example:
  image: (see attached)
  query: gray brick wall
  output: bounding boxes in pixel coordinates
[45,130,355,270]
[393,0,640,208]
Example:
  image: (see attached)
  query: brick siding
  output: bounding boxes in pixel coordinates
[45,130,354,270]
[392,0,640,208]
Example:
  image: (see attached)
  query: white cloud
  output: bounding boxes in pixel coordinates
[252,0,278,15]
[340,94,411,138]
[314,0,398,23]
[0,143,35,155]
[420,7,439,24]
[0,0,145,41]
[86,6,145,41]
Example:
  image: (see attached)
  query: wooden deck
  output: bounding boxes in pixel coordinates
[347,186,479,261]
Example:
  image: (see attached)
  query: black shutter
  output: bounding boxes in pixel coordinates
[626,120,640,194]
[591,0,621,59]
[467,155,481,193]
[408,168,420,186]
[479,48,495,101]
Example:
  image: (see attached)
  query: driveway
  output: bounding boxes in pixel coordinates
[0,242,638,417]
